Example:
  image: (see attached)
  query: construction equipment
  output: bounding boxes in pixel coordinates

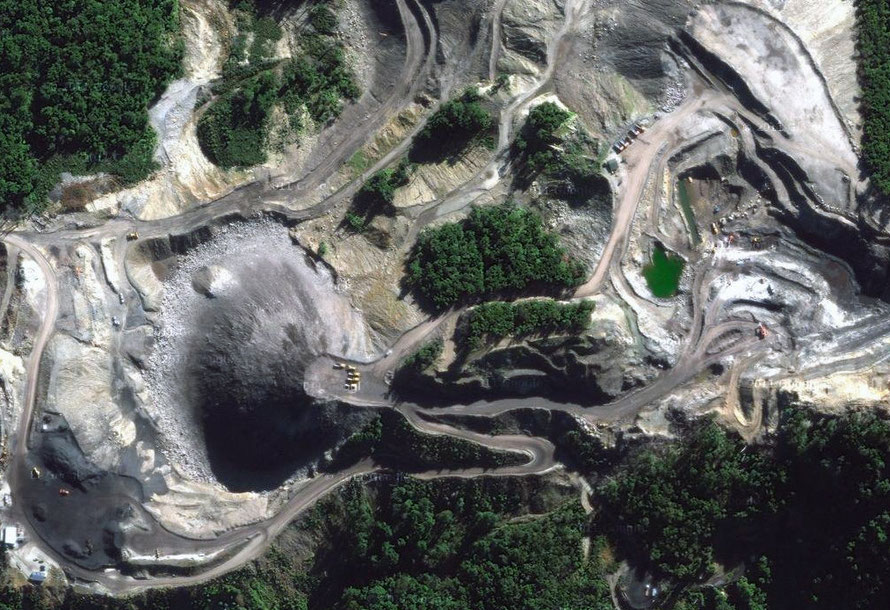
[756,323,769,340]
[31,467,40,479]
[126,231,139,241]
[58,488,70,497]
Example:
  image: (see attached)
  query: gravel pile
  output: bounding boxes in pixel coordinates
[143,220,372,484]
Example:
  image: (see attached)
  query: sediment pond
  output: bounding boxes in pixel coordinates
[643,243,684,298]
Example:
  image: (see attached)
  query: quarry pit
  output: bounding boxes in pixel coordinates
[0,0,888,594]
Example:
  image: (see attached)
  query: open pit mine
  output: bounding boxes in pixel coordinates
[0,0,887,602]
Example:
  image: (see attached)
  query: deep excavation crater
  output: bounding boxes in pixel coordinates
[145,220,375,492]
[186,256,369,491]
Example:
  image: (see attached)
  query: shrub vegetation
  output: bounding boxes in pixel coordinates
[406,203,586,310]
[329,410,523,471]
[348,159,414,226]
[0,0,183,212]
[400,339,444,372]
[198,1,359,168]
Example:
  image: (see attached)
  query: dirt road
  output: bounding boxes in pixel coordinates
[0,0,848,592]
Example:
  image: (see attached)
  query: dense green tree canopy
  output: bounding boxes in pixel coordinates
[5,411,890,609]
[0,0,183,211]
[513,101,604,202]
[406,203,586,309]
[463,299,594,348]
[857,0,890,195]
[599,419,781,581]
[412,89,494,161]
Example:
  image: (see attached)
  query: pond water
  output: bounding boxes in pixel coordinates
[643,243,684,298]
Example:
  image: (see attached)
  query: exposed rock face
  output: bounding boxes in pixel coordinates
[190,265,233,298]
[410,295,652,403]
[502,0,562,66]
[597,0,690,100]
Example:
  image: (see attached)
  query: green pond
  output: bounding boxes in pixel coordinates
[643,244,684,298]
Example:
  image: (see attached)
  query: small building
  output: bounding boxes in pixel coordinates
[2,526,17,548]
[28,571,46,584]
[604,158,619,174]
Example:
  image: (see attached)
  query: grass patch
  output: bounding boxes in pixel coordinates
[676,179,701,246]
[347,150,372,174]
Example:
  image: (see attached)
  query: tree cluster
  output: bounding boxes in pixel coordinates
[346,159,414,229]
[857,0,890,195]
[406,203,586,310]
[598,419,780,582]
[411,89,494,162]
[335,481,611,610]
[462,299,594,348]
[359,161,414,207]
[0,0,183,212]
[197,1,358,168]
[513,102,604,203]
[400,339,444,372]
[9,411,890,609]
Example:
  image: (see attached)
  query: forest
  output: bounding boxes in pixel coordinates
[11,478,607,610]
[857,0,890,195]
[6,409,890,608]
[513,101,604,202]
[0,0,183,212]
[597,409,890,608]
[406,203,586,310]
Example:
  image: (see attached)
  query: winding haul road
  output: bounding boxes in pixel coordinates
[0,0,849,593]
